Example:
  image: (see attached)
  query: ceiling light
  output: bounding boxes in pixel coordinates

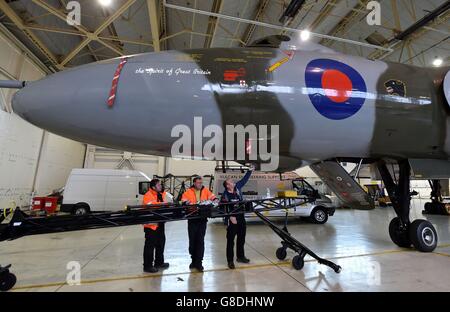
[300,30,311,41]
[99,0,112,7]
[433,58,443,67]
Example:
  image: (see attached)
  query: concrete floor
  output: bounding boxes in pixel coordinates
[2,198,450,292]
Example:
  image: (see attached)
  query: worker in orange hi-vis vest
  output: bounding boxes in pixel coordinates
[181,176,219,272]
[142,179,170,273]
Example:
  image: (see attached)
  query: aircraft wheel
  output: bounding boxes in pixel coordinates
[409,220,438,252]
[389,217,411,248]
[292,255,304,271]
[276,247,287,260]
[0,272,16,292]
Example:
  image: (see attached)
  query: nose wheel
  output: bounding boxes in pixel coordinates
[379,160,438,253]
[409,219,438,252]
[0,265,16,292]
[388,217,411,248]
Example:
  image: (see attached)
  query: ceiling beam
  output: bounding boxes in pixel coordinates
[241,0,270,46]
[14,23,153,47]
[280,1,312,36]
[101,6,121,48]
[0,23,52,74]
[158,0,168,50]
[147,0,161,52]
[59,0,136,65]
[369,9,450,60]
[0,0,59,68]
[31,0,135,68]
[308,0,339,31]
[320,0,371,47]
[163,0,391,51]
[390,0,402,32]
[204,0,223,48]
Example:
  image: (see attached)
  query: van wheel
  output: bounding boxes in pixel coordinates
[0,272,16,292]
[310,207,328,224]
[73,204,89,215]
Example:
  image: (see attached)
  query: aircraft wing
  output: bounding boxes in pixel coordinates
[310,161,375,210]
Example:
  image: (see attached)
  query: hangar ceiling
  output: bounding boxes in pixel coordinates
[0,0,448,73]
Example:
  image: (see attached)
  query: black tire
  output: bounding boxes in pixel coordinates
[292,255,305,270]
[388,217,411,248]
[73,204,89,216]
[310,207,328,224]
[409,219,438,252]
[0,272,16,292]
[276,247,287,260]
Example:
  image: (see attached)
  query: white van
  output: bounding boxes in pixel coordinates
[61,169,153,215]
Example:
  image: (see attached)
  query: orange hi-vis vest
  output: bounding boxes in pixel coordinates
[143,189,167,231]
[181,187,216,213]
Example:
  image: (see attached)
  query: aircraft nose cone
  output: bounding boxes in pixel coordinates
[11,85,34,121]
[11,61,122,143]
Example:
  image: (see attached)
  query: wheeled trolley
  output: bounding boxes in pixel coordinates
[0,197,340,291]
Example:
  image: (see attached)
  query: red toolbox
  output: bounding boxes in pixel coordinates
[32,197,46,211]
[32,196,58,214]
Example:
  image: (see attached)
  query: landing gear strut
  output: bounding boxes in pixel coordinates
[423,180,450,215]
[378,160,438,252]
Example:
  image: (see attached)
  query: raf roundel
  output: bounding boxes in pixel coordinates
[305,59,367,120]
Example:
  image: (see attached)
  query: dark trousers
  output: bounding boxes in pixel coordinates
[143,223,166,268]
[226,217,246,262]
[188,218,208,265]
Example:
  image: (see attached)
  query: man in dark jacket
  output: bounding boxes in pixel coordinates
[221,167,253,269]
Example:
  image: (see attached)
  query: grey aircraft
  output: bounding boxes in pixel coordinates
[1,35,450,253]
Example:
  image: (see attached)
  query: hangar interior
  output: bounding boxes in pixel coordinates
[0,0,449,292]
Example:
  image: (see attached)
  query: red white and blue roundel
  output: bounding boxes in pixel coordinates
[305,59,367,120]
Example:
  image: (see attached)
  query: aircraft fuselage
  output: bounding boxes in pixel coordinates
[11,48,450,171]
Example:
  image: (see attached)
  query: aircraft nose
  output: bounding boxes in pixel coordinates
[11,61,123,143]
[11,85,36,121]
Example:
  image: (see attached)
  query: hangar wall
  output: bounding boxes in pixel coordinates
[83,145,218,178]
[0,31,86,208]
[84,146,162,176]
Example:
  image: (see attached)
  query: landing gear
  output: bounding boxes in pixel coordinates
[388,217,411,248]
[378,160,438,252]
[423,180,450,215]
[0,265,16,292]
[409,219,438,252]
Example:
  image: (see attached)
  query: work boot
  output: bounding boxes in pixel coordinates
[195,264,204,272]
[143,266,158,273]
[228,262,235,269]
[189,263,195,269]
[155,263,170,270]
[236,257,250,264]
